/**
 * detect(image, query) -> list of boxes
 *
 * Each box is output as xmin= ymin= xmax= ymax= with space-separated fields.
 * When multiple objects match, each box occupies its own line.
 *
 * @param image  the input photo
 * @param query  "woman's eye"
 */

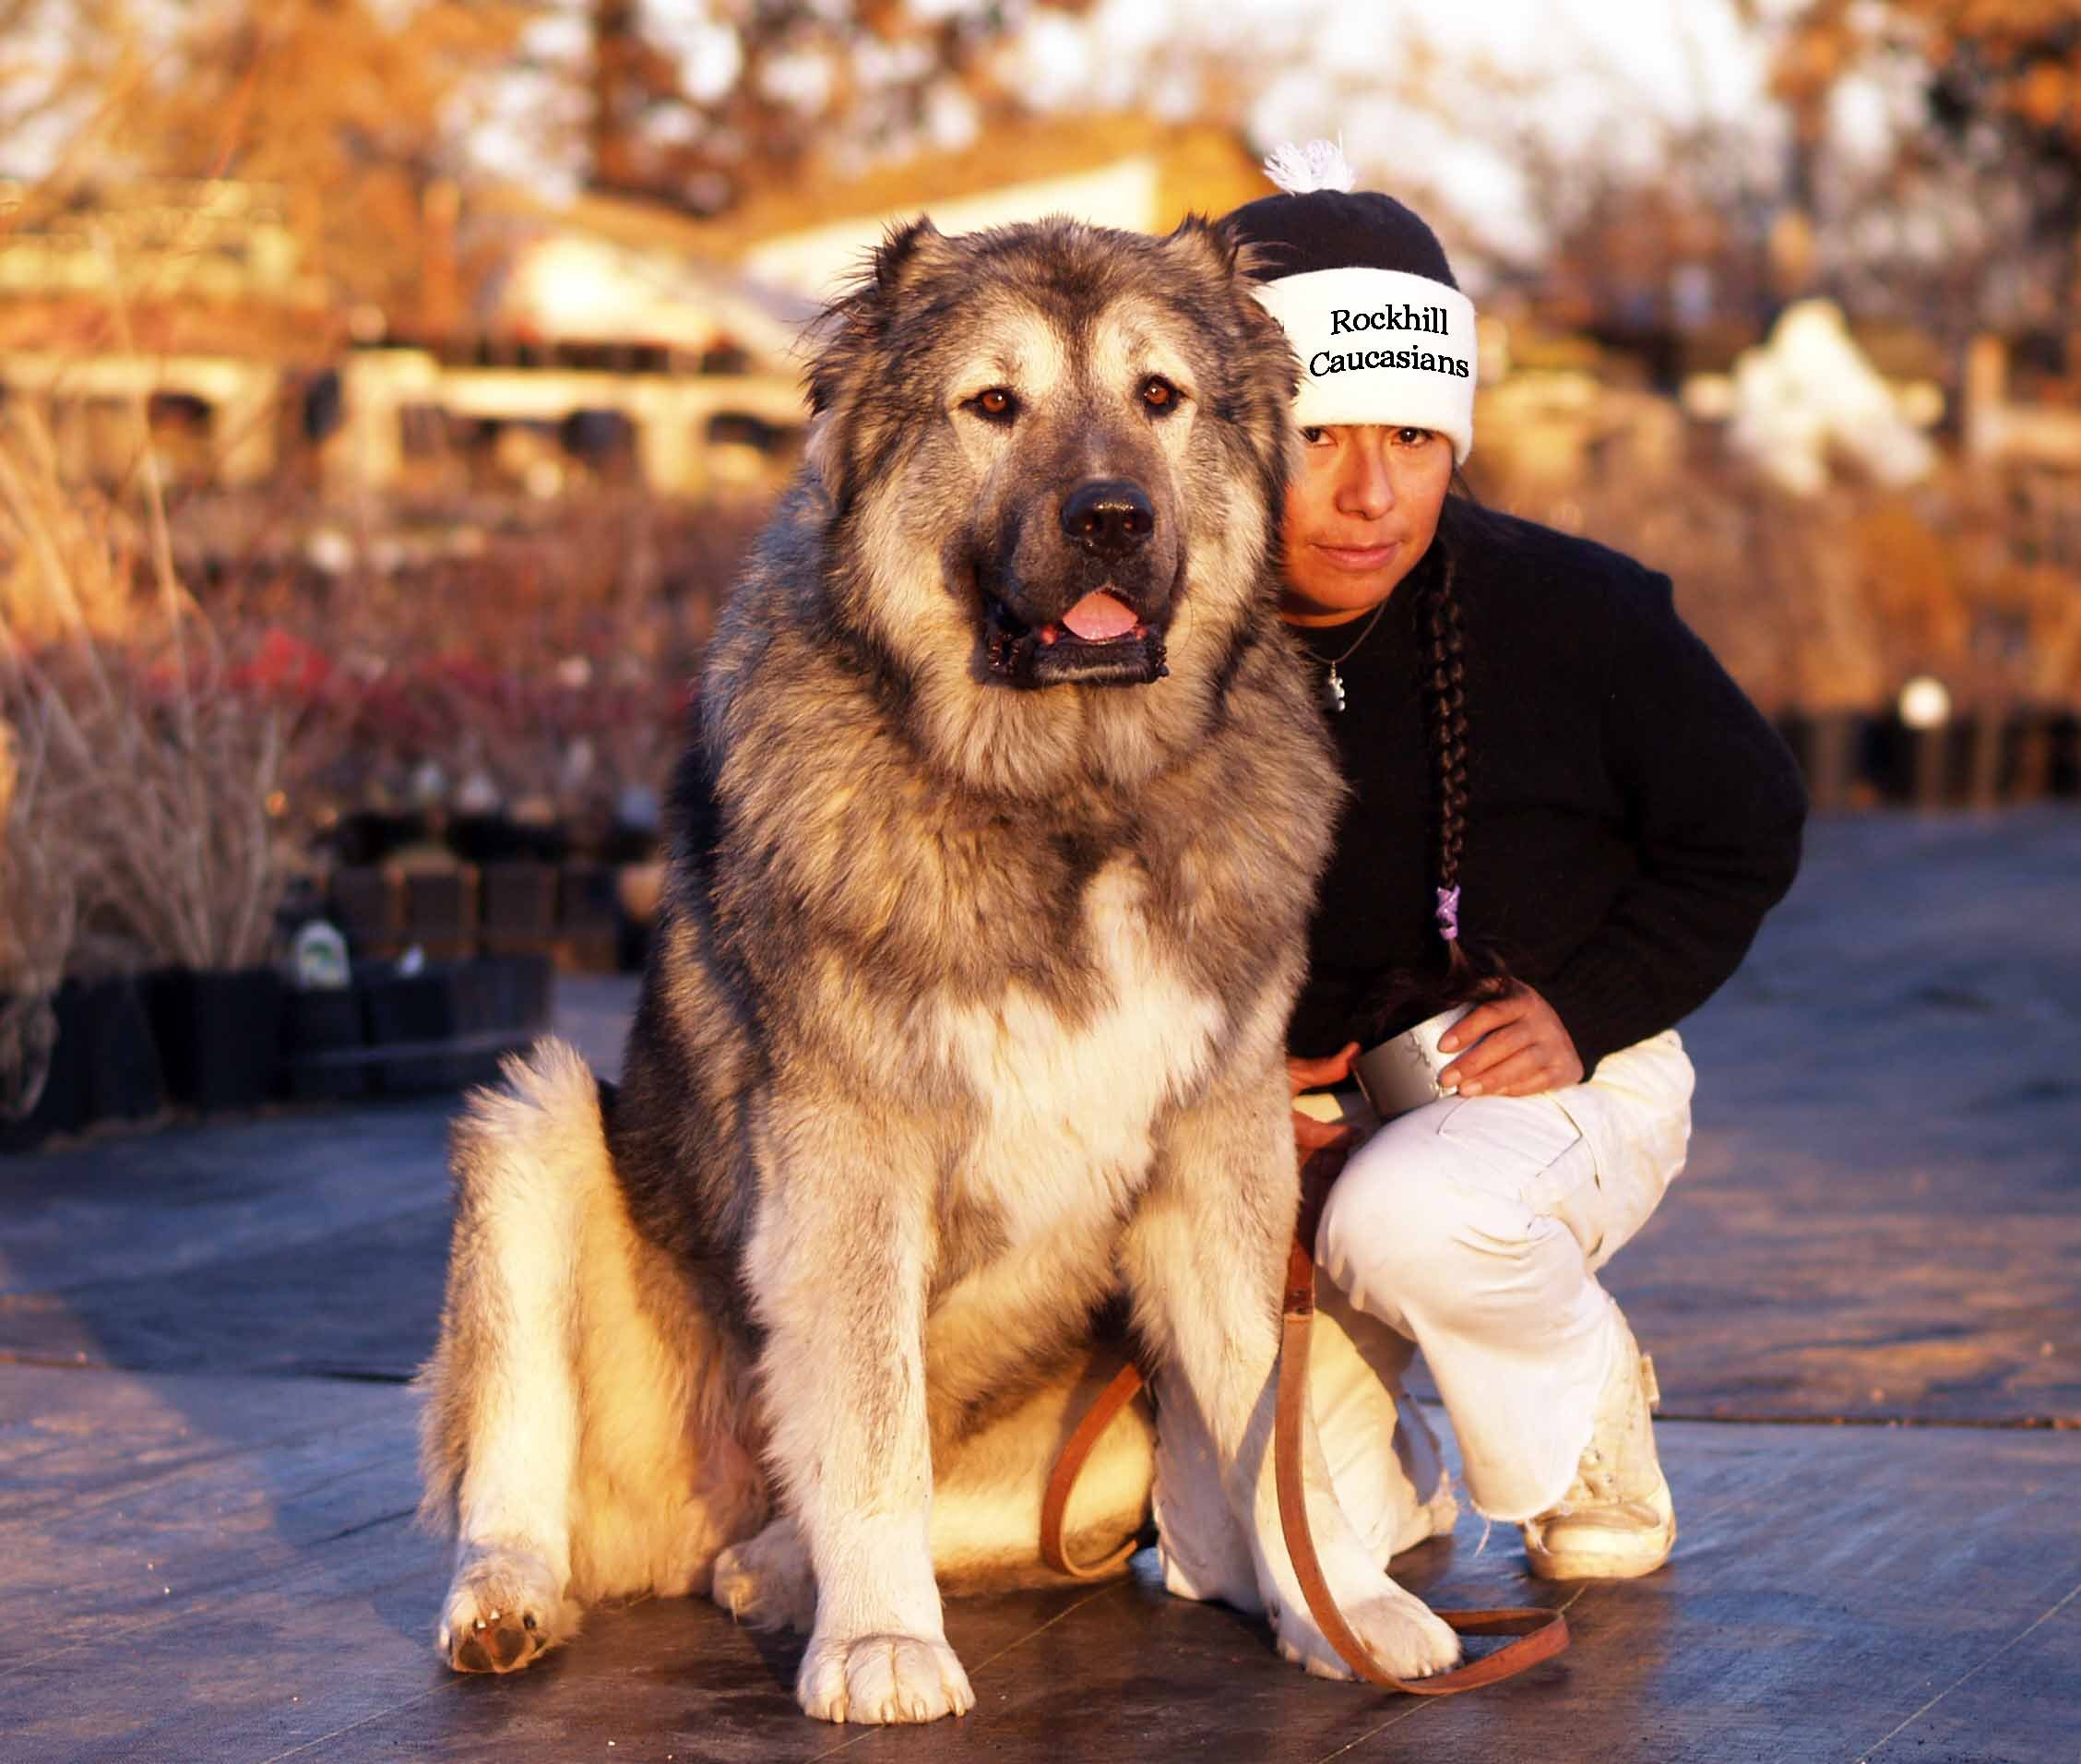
xmin=1299 ymin=425 xmax=1330 ymax=446
xmin=1397 ymin=426 xmax=1433 ymax=447
xmin=972 ymin=387 xmax=1017 ymax=422
xmin=1141 ymin=375 xmax=1182 ymax=413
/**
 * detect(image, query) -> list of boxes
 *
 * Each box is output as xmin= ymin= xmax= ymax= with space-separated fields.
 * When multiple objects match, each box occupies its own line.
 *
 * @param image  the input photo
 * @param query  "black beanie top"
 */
xmin=1224 ymin=188 xmax=1460 ymax=291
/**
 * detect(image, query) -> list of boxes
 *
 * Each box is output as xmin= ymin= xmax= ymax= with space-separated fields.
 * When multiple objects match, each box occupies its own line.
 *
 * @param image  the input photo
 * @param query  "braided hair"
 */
xmin=1357 ymin=486 xmax=1516 ymax=1041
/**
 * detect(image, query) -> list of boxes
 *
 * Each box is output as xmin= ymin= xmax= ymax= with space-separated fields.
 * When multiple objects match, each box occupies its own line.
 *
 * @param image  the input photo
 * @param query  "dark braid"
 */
xmin=1425 ymin=494 xmax=1515 ymax=1004
xmin=1353 ymin=491 xmax=1515 ymax=1043
xmin=1425 ymin=539 xmax=1469 ymax=941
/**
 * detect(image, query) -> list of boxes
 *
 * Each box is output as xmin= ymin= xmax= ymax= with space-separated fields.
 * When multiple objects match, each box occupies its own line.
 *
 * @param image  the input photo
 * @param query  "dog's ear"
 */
xmin=814 ymin=216 xmax=949 ymax=377
xmin=1161 ymin=214 xmax=1306 ymax=489
xmin=864 ymin=214 xmax=948 ymax=299
xmin=804 ymin=216 xmax=951 ymax=500
xmin=1162 ymin=211 xmax=1273 ymax=285
xmin=1165 ymin=214 xmax=1302 ymax=403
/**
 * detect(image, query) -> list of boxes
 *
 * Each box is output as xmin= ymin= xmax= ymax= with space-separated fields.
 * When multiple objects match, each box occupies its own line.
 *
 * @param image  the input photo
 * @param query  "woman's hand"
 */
xmin=1288 ymin=1042 xmax=1360 ymax=1153
xmin=1437 ymin=985 xmax=1584 ymax=1098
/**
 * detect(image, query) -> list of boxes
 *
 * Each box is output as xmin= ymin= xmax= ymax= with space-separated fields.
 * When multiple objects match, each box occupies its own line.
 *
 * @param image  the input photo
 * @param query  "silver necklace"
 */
xmin=1312 ymin=600 xmax=1388 ymax=713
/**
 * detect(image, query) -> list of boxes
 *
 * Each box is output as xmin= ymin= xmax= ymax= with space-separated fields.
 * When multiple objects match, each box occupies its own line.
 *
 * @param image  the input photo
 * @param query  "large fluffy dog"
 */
xmin=417 ymin=213 xmax=1462 ymax=1723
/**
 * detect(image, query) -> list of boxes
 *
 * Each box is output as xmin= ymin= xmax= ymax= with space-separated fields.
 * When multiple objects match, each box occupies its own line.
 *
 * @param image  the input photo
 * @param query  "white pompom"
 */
xmin=1260 ymin=136 xmax=1355 ymax=197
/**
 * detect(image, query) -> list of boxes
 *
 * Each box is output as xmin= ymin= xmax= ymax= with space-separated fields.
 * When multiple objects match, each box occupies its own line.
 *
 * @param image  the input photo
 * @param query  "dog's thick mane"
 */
xmin=679 ymin=483 xmax=1338 ymax=1033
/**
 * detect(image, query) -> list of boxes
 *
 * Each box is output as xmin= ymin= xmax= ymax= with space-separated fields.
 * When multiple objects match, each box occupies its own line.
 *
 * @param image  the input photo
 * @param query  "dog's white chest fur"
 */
xmin=933 ymin=859 xmax=1222 ymax=1244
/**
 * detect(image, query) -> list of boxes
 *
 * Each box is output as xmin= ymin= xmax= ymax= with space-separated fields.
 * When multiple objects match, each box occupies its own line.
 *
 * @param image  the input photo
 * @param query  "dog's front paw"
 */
xmin=437 ymin=1546 xmax=566 ymax=1674
xmin=797 ymin=1631 xmax=976 ymax=1723
xmin=1272 ymin=1579 xmax=1461 ymax=1683
xmin=713 ymin=1521 xmax=816 ymax=1633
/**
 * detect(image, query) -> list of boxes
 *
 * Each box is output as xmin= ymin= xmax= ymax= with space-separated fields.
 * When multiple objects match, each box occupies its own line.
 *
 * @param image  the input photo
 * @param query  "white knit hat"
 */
xmin=1227 ymin=138 xmax=1478 ymax=463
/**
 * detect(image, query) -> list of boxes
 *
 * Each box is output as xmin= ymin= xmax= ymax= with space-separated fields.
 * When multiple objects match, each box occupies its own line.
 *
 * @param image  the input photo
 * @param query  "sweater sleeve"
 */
xmin=1538 ymin=568 xmax=1808 ymax=1076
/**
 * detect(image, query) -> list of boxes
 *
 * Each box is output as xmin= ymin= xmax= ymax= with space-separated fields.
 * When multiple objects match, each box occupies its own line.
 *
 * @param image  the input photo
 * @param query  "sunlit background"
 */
xmin=3 ymin=0 xmax=2080 ymax=1128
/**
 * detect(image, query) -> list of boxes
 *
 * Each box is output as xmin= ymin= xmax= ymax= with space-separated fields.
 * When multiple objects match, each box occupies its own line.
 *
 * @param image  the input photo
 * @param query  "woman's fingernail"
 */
xmin=1439 ymin=1036 xmax=1457 ymax=1052
xmin=1461 ymin=1081 xmax=1484 ymax=1097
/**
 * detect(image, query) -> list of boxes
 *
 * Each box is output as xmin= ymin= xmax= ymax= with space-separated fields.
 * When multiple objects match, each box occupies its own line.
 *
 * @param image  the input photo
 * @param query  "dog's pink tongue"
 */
xmin=1061 ymin=590 xmax=1138 ymax=641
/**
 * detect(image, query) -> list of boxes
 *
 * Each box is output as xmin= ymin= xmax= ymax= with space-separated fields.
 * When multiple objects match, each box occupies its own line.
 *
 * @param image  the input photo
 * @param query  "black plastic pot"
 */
xmin=558 ymin=863 xmax=621 ymax=971
xmin=402 ymin=869 xmax=477 ymax=961
xmin=361 ymin=965 xmax=460 ymax=1046
xmin=80 ymin=975 xmax=164 ymax=1124
xmin=357 ymin=958 xmax=521 ymax=1096
xmin=600 ymin=824 xmax=660 ymax=866
xmin=148 ymin=967 xmax=285 ymax=1113
xmin=449 ymin=815 xmax=571 ymax=866
xmin=0 ymin=984 xmax=93 ymax=1151
xmin=329 ymin=866 xmax=405 ymax=960
xmin=330 ymin=809 xmax=431 ymax=867
xmin=281 ymin=986 xmax=368 ymax=1102
xmin=480 ymin=861 xmax=560 ymax=956
xmin=470 ymin=954 xmax=554 ymax=1037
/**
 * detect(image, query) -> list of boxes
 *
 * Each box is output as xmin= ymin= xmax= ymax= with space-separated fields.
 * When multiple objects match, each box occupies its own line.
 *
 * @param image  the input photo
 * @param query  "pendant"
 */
xmin=1320 ymin=663 xmax=1346 ymax=713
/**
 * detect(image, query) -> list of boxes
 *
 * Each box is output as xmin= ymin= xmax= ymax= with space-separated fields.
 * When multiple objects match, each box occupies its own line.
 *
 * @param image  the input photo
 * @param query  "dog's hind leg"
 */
xmin=417 ymin=1039 xmax=766 ymax=1675
xmin=417 ymin=1042 xmax=595 ymax=1672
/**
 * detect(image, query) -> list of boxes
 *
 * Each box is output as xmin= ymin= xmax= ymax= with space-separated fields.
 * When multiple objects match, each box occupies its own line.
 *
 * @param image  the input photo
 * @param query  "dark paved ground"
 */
xmin=4 ymin=808 xmax=2078 ymax=1761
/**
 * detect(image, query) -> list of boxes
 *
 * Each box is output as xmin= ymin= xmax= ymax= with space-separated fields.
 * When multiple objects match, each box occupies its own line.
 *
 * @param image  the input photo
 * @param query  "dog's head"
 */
xmin=799 ymin=214 xmax=1302 ymax=793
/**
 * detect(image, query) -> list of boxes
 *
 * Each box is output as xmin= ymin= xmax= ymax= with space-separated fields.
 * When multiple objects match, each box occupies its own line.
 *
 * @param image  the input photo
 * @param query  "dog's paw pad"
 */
xmin=797 ymin=1633 xmax=975 ymax=1724
xmin=437 ymin=1550 xmax=563 ymax=1675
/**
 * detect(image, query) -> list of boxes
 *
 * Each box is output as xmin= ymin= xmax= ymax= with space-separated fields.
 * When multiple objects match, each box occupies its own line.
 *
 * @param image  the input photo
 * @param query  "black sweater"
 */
xmin=1285 ymin=502 xmax=1808 ymax=1072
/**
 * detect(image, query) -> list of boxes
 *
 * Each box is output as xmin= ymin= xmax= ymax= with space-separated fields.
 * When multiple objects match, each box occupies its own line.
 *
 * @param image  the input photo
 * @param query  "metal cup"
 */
xmin=1352 ymin=1004 xmax=1474 ymax=1121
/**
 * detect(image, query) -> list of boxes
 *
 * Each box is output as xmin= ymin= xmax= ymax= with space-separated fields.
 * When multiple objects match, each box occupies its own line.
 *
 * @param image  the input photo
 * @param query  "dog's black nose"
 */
xmin=1060 ymin=480 xmax=1155 ymax=560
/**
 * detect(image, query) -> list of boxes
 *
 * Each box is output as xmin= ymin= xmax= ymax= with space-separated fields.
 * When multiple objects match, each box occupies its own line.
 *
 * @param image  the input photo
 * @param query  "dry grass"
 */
xmin=0 ymin=709 xmax=77 ymax=1119
xmin=0 ymin=397 xmax=299 ymax=982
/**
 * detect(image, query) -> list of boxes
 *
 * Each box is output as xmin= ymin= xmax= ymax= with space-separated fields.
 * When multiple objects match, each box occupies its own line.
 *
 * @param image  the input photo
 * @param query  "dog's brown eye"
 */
xmin=973 ymin=387 xmax=1017 ymax=421
xmin=1141 ymin=376 xmax=1180 ymax=412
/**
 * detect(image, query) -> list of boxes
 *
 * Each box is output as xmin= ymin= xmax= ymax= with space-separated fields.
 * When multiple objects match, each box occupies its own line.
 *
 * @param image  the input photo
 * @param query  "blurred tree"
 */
xmin=1777 ymin=0 xmax=2081 ymax=348
xmin=584 ymin=0 xmax=1030 ymax=211
xmin=12 ymin=1 xmax=544 ymax=329
xmin=0 ymin=1 xmax=147 ymax=213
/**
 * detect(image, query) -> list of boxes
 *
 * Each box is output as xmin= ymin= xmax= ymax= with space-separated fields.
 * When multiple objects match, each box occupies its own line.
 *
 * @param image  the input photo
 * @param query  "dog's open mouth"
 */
xmin=984 ymin=589 xmax=1169 ymax=687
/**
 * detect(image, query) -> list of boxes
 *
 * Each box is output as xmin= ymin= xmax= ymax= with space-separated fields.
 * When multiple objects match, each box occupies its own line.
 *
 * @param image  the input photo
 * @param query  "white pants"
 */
xmin=1152 ymin=1011 xmax=1695 ymax=1599
xmin=1314 ymin=1009 xmax=1696 ymax=1522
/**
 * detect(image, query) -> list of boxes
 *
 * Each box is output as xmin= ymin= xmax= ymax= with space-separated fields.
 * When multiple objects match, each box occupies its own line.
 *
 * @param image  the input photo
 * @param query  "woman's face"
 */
xmin=1278 ymin=424 xmax=1454 ymax=626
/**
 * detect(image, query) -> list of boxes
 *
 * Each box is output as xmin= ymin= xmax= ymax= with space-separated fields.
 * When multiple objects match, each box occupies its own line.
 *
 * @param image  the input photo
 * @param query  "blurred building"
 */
xmin=0 ymin=179 xmax=331 ymax=485
xmin=683 ymin=114 xmax=1266 ymax=302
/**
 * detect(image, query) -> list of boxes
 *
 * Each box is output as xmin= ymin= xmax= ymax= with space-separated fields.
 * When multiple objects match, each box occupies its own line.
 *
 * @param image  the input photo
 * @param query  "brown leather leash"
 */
xmin=1040 ymin=1146 xmax=1570 ymax=1694
xmin=1272 ymin=1231 xmax=1569 ymax=1693
xmin=1039 ymin=1355 xmax=1152 ymax=1579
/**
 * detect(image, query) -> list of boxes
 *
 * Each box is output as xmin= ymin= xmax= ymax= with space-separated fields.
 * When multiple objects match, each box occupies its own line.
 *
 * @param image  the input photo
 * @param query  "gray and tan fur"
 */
xmin=416 ymin=212 xmax=1463 ymax=1722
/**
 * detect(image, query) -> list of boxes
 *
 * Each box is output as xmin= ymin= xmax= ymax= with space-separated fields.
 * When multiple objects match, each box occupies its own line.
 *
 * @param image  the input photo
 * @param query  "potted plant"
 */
xmin=0 ymin=398 xmax=306 ymax=1115
xmin=0 ymin=713 xmax=95 ymax=1149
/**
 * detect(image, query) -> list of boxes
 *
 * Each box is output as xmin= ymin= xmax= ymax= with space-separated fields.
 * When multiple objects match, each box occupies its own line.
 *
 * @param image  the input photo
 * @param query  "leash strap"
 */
xmin=1039 ymin=1355 xmax=1150 ymax=1579
xmin=1274 ymin=1234 xmax=1570 ymax=1694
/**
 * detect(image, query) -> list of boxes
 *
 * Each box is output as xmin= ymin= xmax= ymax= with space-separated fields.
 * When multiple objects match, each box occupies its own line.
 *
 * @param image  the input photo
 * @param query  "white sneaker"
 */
xmin=1521 ymin=1301 xmax=1675 ymax=1580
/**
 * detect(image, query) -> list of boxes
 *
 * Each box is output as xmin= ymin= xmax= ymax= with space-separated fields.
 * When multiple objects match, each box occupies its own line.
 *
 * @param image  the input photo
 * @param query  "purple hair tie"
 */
xmin=1434 ymin=885 xmax=1461 ymax=945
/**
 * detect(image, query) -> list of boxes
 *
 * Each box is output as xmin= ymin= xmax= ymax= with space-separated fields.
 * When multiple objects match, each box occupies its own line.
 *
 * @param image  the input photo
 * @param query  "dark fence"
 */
xmin=1775 ymin=709 xmax=2080 ymax=811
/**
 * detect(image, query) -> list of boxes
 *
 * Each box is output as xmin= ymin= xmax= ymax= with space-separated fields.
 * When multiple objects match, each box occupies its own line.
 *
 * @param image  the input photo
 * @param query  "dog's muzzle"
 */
xmin=983 ymin=589 xmax=1169 ymax=687
xmin=982 ymin=480 xmax=1171 ymax=688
